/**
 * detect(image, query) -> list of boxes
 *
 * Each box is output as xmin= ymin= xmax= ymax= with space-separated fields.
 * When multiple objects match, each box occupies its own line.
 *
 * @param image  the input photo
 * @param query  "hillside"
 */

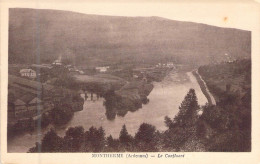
xmin=9 ymin=8 xmax=251 ymax=66
xmin=197 ymin=59 xmax=251 ymax=151
xmin=198 ymin=59 xmax=251 ymax=102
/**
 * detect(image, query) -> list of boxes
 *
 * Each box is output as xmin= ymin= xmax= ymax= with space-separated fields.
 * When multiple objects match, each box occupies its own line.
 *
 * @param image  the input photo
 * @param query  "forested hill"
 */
xmin=9 ymin=8 xmax=251 ymax=65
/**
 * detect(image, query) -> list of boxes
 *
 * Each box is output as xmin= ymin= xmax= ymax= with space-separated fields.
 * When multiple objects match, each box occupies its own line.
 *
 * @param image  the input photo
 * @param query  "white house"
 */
xmin=166 ymin=62 xmax=175 ymax=68
xmin=19 ymin=69 xmax=36 ymax=78
xmin=96 ymin=66 xmax=109 ymax=73
xmin=78 ymin=70 xmax=84 ymax=74
xmin=156 ymin=62 xmax=175 ymax=68
xmin=52 ymin=59 xmax=62 ymax=65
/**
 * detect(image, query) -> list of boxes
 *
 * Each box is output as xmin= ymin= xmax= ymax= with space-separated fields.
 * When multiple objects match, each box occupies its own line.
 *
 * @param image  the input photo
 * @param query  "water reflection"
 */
xmin=81 ymin=91 xmax=150 ymax=120
xmin=102 ymin=90 xmax=149 ymax=120
xmin=81 ymin=92 xmax=101 ymax=101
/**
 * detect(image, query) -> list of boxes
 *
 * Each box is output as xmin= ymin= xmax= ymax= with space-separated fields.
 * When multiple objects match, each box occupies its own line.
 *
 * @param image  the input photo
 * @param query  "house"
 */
xmin=68 ymin=67 xmax=78 ymax=73
xmin=96 ymin=66 xmax=109 ymax=73
xmin=133 ymin=74 xmax=139 ymax=79
xmin=166 ymin=62 xmax=175 ymax=68
xmin=65 ymin=65 xmax=72 ymax=68
xmin=68 ymin=66 xmax=84 ymax=75
xmin=26 ymin=96 xmax=43 ymax=112
xmin=19 ymin=94 xmax=43 ymax=118
xmin=156 ymin=62 xmax=175 ymax=68
xmin=52 ymin=59 xmax=62 ymax=65
xmin=78 ymin=70 xmax=84 ymax=74
xmin=13 ymin=99 xmax=27 ymax=116
xmin=8 ymin=92 xmax=43 ymax=119
xmin=8 ymin=92 xmax=53 ymax=119
xmin=19 ymin=69 xmax=36 ymax=78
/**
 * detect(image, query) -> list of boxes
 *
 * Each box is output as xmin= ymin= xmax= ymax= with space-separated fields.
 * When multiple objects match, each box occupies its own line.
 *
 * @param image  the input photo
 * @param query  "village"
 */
xmin=8 ymin=58 xmax=86 ymax=133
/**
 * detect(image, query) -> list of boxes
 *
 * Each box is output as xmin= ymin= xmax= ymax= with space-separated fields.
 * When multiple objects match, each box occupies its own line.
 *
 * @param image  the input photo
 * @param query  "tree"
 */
xmin=33 ymin=128 xmax=63 ymax=152
xmin=135 ymin=123 xmax=158 ymax=151
xmin=84 ymin=126 xmax=105 ymax=152
xmin=163 ymin=126 xmax=191 ymax=151
xmin=51 ymin=103 xmax=74 ymax=125
xmin=105 ymin=107 xmax=116 ymax=121
xmin=173 ymin=89 xmax=199 ymax=127
xmin=106 ymin=135 xmax=120 ymax=152
xmin=104 ymin=89 xmax=119 ymax=120
xmin=164 ymin=116 xmax=174 ymax=129
xmin=63 ymin=126 xmax=84 ymax=152
xmin=119 ymin=125 xmax=133 ymax=146
xmin=163 ymin=89 xmax=200 ymax=151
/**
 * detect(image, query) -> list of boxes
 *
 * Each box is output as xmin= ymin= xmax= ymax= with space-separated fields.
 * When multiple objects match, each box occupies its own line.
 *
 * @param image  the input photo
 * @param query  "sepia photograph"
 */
xmin=1 ymin=1 xmax=260 ymax=163
xmin=6 ymin=7 xmax=252 ymax=153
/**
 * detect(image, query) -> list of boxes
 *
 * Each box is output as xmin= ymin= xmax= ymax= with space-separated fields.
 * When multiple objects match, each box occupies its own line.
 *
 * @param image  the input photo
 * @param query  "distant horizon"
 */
xmin=10 ymin=7 xmax=251 ymax=32
xmin=4 ymin=0 xmax=257 ymax=32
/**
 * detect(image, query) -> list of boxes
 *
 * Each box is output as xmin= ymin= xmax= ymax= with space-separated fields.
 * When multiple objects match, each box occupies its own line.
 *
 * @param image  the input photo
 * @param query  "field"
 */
xmin=74 ymin=74 xmax=126 ymax=84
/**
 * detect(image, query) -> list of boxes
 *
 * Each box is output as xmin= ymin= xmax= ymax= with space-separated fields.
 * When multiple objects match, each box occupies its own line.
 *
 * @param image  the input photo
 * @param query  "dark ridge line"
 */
xmin=9 ymin=8 xmax=251 ymax=32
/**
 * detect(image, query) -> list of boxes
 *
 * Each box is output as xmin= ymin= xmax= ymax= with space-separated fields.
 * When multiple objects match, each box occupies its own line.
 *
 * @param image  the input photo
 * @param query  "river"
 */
xmin=8 ymin=71 xmax=207 ymax=152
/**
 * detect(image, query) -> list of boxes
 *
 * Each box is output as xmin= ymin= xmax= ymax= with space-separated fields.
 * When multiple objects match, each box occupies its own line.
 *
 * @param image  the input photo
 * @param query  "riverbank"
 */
xmin=192 ymin=70 xmax=216 ymax=105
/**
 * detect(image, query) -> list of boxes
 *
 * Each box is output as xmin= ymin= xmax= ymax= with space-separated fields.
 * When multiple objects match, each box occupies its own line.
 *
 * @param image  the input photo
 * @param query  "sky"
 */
xmin=1 ymin=0 xmax=259 ymax=31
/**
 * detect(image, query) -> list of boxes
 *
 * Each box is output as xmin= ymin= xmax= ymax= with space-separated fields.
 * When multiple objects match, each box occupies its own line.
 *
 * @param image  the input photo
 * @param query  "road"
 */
xmin=194 ymin=70 xmax=216 ymax=105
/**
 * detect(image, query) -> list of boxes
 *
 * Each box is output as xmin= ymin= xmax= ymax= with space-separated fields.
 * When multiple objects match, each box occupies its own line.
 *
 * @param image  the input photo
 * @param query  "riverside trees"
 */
xmin=163 ymin=88 xmax=201 ymax=151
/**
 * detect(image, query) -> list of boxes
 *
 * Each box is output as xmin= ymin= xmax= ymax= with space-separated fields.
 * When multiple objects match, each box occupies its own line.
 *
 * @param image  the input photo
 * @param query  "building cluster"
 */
xmin=19 ymin=56 xmax=113 ymax=80
xmin=8 ymin=75 xmax=54 ymax=121
xmin=95 ymin=66 xmax=110 ymax=73
xmin=19 ymin=58 xmax=86 ymax=79
xmin=8 ymin=75 xmax=81 ymax=124
xmin=52 ymin=59 xmax=62 ymax=66
xmin=66 ymin=65 xmax=84 ymax=74
xmin=19 ymin=69 xmax=37 ymax=78
xmin=19 ymin=64 xmax=53 ymax=79
xmin=156 ymin=62 xmax=175 ymax=68
xmin=224 ymin=53 xmax=236 ymax=63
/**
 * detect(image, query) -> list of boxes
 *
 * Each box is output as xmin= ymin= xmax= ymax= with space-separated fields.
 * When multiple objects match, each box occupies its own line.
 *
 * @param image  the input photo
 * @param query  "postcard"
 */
xmin=1 ymin=0 xmax=260 ymax=163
